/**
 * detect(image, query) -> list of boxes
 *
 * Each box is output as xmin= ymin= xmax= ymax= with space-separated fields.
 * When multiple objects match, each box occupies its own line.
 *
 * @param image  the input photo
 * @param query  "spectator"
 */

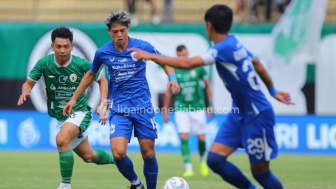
xmin=162 ymin=0 xmax=174 ymax=22
xmin=126 ymin=0 xmax=161 ymax=26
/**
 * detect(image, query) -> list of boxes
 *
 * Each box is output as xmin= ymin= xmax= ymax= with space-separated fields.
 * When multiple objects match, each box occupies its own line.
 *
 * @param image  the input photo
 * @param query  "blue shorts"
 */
xmin=214 ymin=109 xmax=278 ymax=164
xmin=109 ymin=107 xmax=158 ymax=140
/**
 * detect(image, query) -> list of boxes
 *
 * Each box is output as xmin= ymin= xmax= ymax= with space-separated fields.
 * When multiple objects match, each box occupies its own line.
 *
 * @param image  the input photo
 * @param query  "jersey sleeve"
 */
xmin=199 ymin=67 xmax=209 ymax=80
xmin=28 ymin=59 xmax=44 ymax=82
xmin=91 ymin=50 xmax=104 ymax=74
xmin=81 ymin=59 xmax=101 ymax=81
xmin=245 ymin=48 xmax=254 ymax=59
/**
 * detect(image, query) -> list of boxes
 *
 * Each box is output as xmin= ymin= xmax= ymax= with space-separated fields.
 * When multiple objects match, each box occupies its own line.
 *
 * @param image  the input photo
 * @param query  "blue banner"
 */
xmin=0 ymin=111 xmax=335 ymax=154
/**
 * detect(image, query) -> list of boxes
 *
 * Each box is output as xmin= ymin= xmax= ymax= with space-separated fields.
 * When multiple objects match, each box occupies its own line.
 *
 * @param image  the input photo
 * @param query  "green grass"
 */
xmin=0 ymin=151 xmax=335 ymax=188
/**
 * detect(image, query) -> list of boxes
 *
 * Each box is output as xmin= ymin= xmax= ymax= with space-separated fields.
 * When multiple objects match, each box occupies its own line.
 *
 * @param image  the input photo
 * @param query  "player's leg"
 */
xmin=73 ymin=138 xmax=114 ymax=165
xmin=191 ymin=111 xmax=208 ymax=177
xmin=56 ymin=122 xmax=79 ymax=188
xmin=175 ymin=111 xmax=193 ymax=177
xmin=133 ymin=107 xmax=158 ymax=189
xmin=243 ymin=110 xmax=283 ymax=189
xmin=110 ymin=114 xmax=141 ymax=188
xmin=206 ymin=117 xmax=258 ymax=189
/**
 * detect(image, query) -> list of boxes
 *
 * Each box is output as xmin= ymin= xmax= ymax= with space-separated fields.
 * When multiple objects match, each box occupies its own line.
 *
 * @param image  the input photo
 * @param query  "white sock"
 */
xmin=185 ymin=163 xmax=193 ymax=171
xmin=131 ymin=178 xmax=140 ymax=185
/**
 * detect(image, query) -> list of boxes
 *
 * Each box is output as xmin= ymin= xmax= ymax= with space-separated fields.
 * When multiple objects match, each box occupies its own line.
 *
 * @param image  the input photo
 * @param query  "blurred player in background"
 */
xmin=17 ymin=27 xmax=115 ymax=189
xmin=63 ymin=10 xmax=179 ymax=189
xmin=129 ymin=4 xmax=295 ymax=189
xmin=162 ymin=44 xmax=213 ymax=177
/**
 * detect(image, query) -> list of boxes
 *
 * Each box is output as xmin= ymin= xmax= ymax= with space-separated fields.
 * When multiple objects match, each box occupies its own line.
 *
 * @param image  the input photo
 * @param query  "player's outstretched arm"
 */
xmin=17 ymin=79 xmax=36 ymax=106
xmin=63 ymin=70 xmax=96 ymax=116
xmin=163 ymin=89 xmax=172 ymax=123
xmin=96 ymin=75 xmax=108 ymax=125
xmin=252 ymin=57 xmax=295 ymax=105
xmin=204 ymin=78 xmax=214 ymax=118
xmin=128 ymin=48 xmax=205 ymax=69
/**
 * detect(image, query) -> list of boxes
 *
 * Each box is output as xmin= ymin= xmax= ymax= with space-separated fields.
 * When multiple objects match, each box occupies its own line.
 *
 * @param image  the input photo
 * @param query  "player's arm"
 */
xmin=17 ymin=79 xmax=36 ymax=105
xmin=252 ymin=57 xmax=294 ymax=105
xmin=129 ymin=48 xmax=205 ymax=69
xmin=95 ymin=74 xmax=109 ymax=125
xmin=63 ymin=70 xmax=96 ymax=116
xmin=163 ymin=88 xmax=172 ymax=123
xmin=161 ymin=64 xmax=180 ymax=94
xmin=203 ymin=78 xmax=214 ymax=117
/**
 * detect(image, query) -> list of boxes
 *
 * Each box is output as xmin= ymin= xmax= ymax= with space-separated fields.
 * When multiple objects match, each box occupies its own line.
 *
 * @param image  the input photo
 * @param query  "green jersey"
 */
xmin=174 ymin=67 xmax=208 ymax=111
xmin=28 ymin=54 xmax=100 ymax=121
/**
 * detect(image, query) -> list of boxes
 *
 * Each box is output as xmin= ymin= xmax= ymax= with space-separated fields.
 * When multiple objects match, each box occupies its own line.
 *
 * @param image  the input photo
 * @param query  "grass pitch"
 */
xmin=0 ymin=151 xmax=335 ymax=188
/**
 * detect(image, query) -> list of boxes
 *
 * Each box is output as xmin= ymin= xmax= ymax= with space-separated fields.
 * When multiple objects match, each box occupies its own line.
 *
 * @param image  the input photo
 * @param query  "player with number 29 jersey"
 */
xmin=205 ymin=35 xmax=272 ymax=123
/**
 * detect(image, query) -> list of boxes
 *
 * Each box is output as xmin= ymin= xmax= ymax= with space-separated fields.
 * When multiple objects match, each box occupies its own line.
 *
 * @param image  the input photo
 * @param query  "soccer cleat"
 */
xmin=129 ymin=180 xmax=145 ymax=189
xmin=199 ymin=161 xmax=209 ymax=177
xmin=57 ymin=183 xmax=71 ymax=189
xmin=182 ymin=170 xmax=194 ymax=177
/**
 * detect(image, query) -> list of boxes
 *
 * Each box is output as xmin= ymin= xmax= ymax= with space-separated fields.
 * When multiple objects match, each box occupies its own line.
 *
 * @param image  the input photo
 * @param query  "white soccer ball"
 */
xmin=163 ymin=177 xmax=189 ymax=189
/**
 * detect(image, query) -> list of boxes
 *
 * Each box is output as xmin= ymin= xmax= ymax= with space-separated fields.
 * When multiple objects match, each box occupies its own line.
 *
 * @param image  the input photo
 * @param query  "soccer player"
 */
xmin=162 ymin=45 xmax=213 ymax=177
xmin=17 ymin=27 xmax=115 ymax=189
xmin=63 ymin=10 xmax=180 ymax=189
xmin=129 ymin=4 xmax=295 ymax=189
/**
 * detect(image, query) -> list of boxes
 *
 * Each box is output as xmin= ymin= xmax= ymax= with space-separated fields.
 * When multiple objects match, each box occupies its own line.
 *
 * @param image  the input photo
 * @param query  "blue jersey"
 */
xmin=91 ymin=37 xmax=161 ymax=113
xmin=208 ymin=35 xmax=272 ymax=122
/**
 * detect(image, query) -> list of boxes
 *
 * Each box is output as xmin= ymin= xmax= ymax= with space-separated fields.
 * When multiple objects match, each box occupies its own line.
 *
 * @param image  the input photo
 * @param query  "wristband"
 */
xmin=268 ymin=86 xmax=278 ymax=96
xmin=169 ymin=75 xmax=177 ymax=82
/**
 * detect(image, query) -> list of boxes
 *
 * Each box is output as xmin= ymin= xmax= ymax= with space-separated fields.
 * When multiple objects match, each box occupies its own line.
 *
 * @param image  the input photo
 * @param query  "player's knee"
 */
xmin=207 ymin=151 xmax=227 ymax=171
xmin=141 ymin=149 xmax=155 ymax=159
xmin=112 ymin=150 xmax=126 ymax=160
xmin=55 ymin=135 xmax=69 ymax=148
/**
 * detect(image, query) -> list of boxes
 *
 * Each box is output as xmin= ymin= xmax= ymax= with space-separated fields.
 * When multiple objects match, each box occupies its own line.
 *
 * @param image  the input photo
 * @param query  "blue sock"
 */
xmin=115 ymin=155 xmax=138 ymax=183
xmin=253 ymin=170 xmax=283 ymax=189
xmin=143 ymin=155 xmax=158 ymax=189
xmin=207 ymin=151 xmax=252 ymax=188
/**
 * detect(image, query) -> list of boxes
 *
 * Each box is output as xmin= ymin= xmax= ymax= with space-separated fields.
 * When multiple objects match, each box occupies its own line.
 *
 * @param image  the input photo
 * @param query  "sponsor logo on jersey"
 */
xmin=109 ymin=56 xmax=115 ymax=62
xmin=59 ymin=75 xmax=68 ymax=84
xmin=69 ymin=73 xmax=77 ymax=82
xmin=118 ymin=58 xmax=128 ymax=63
xmin=50 ymin=84 xmax=56 ymax=90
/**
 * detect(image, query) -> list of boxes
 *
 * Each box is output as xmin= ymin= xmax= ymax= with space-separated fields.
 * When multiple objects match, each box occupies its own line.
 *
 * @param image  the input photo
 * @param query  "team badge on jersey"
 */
xmin=190 ymin=70 xmax=196 ymax=78
xmin=110 ymin=123 xmax=116 ymax=134
xmin=130 ymin=52 xmax=138 ymax=61
xmin=69 ymin=73 xmax=77 ymax=82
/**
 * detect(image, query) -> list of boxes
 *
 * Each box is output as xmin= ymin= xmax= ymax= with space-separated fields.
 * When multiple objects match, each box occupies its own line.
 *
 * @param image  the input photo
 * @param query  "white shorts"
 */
xmin=175 ymin=111 xmax=207 ymax=135
xmin=58 ymin=111 xmax=91 ymax=149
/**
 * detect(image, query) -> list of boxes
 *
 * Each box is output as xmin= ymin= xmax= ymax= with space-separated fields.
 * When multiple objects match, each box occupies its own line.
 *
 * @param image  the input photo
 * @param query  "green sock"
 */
xmin=94 ymin=148 xmax=115 ymax=165
xmin=181 ymin=138 xmax=191 ymax=164
xmin=59 ymin=149 xmax=74 ymax=184
xmin=198 ymin=139 xmax=206 ymax=160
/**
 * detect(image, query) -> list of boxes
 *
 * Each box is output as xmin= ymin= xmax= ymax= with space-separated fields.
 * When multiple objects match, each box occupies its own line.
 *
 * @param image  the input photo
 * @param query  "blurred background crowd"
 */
xmin=0 ymin=0 xmax=335 ymax=24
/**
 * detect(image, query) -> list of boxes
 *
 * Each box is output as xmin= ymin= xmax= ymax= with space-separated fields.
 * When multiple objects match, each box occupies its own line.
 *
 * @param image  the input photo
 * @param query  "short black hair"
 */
xmin=176 ymin=44 xmax=186 ymax=52
xmin=51 ymin=27 xmax=73 ymax=43
xmin=204 ymin=4 xmax=233 ymax=34
xmin=105 ymin=10 xmax=131 ymax=30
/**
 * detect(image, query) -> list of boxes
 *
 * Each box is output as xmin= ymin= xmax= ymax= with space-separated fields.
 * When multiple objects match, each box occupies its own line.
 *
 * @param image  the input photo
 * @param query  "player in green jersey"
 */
xmin=17 ymin=27 xmax=114 ymax=189
xmin=162 ymin=45 xmax=214 ymax=177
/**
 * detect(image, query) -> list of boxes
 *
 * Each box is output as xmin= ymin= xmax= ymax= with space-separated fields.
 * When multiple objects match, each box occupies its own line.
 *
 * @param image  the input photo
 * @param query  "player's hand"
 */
xmin=274 ymin=91 xmax=295 ymax=105
xmin=63 ymin=99 xmax=76 ymax=116
xmin=96 ymin=101 xmax=108 ymax=125
xmin=167 ymin=80 xmax=180 ymax=94
xmin=17 ymin=92 xmax=31 ymax=106
xmin=127 ymin=48 xmax=151 ymax=60
xmin=206 ymin=106 xmax=214 ymax=118
xmin=163 ymin=112 xmax=169 ymax=123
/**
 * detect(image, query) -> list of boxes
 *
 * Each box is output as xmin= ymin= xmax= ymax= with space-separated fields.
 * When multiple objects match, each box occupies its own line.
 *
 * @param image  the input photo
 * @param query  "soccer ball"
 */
xmin=163 ymin=177 xmax=189 ymax=189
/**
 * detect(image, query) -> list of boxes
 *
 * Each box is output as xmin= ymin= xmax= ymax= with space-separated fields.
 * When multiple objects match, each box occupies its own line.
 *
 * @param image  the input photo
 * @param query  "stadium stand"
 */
xmin=0 ymin=0 xmax=335 ymax=23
